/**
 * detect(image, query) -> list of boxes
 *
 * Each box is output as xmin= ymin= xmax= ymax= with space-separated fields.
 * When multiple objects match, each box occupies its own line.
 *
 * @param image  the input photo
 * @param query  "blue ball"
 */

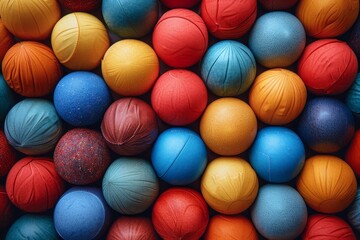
xmin=251 ymin=184 xmax=307 ymax=240
xmin=4 ymin=99 xmax=62 ymax=155
xmin=54 ymin=187 xmax=110 ymax=240
xmin=248 ymin=11 xmax=306 ymax=68
xmin=6 ymin=214 xmax=59 ymax=240
xmin=348 ymin=188 xmax=360 ymax=232
xmin=0 ymin=74 xmax=16 ymax=122
xmin=151 ymin=127 xmax=207 ymax=185
xmin=297 ymin=97 xmax=355 ymax=153
xmin=102 ymin=0 xmax=159 ymax=38
xmin=346 ymin=73 xmax=360 ymax=116
xmin=250 ymin=126 xmax=305 ymax=183
xmin=201 ymin=40 xmax=256 ymax=96
xmin=53 ymin=71 xmax=111 ymax=127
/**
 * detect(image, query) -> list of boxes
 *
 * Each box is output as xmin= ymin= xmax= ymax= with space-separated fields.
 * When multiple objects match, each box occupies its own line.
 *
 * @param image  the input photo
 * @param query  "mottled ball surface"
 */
xmin=0 ymin=74 xmax=16 ymax=123
xmin=0 ymin=130 xmax=16 ymax=177
xmin=59 ymin=0 xmax=101 ymax=12
xmin=106 ymin=217 xmax=157 ymax=240
xmin=346 ymin=130 xmax=360 ymax=177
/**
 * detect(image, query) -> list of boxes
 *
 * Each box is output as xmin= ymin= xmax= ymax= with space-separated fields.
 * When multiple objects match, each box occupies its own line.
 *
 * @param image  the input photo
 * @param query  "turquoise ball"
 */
xmin=0 ymin=74 xmax=16 ymax=122
xmin=346 ymin=73 xmax=360 ymax=116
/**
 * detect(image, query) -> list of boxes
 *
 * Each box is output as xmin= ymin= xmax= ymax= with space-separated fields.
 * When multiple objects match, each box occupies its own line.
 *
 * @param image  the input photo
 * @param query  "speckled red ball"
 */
xmin=59 ymin=0 xmax=101 ymax=12
xmin=0 ymin=130 xmax=16 ymax=177
xmin=54 ymin=128 xmax=111 ymax=185
xmin=0 ymin=185 xmax=14 ymax=229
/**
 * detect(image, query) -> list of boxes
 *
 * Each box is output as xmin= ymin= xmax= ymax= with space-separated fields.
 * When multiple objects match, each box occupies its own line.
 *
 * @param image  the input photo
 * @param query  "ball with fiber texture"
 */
xmin=346 ymin=73 xmax=360 ymax=116
xmin=152 ymin=8 xmax=208 ymax=68
xmin=6 ymin=157 xmax=65 ymax=213
xmin=296 ymin=155 xmax=357 ymax=213
xmin=201 ymin=157 xmax=258 ymax=215
xmin=201 ymin=40 xmax=256 ymax=96
xmin=2 ymin=41 xmax=62 ymax=97
xmin=102 ymin=0 xmax=158 ymax=38
xmin=200 ymin=0 xmax=257 ymax=39
xmin=298 ymin=39 xmax=358 ymax=95
xmin=107 ymin=217 xmax=157 ymax=240
xmin=151 ymin=69 xmax=208 ymax=126
xmin=51 ymin=12 xmax=110 ymax=70
xmin=152 ymin=187 xmax=209 ymax=240
xmin=101 ymin=98 xmax=158 ymax=156
xmin=102 ymin=158 xmax=159 ymax=215
xmin=259 ymin=0 xmax=298 ymax=10
xmin=302 ymin=214 xmax=356 ymax=240
xmin=0 ymin=185 xmax=14 ymax=230
xmin=54 ymin=128 xmax=111 ymax=185
xmin=60 ymin=0 xmax=101 ymax=12
xmin=4 ymin=99 xmax=63 ymax=155
xmin=296 ymin=0 xmax=359 ymax=38
xmin=297 ymin=97 xmax=355 ymax=153
xmin=161 ymin=0 xmax=200 ymax=8
xmin=0 ymin=0 xmax=61 ymax=40
xmin=151 ymin=127 xmax=207 ymax=185
xmin=248 ymin=11 xmax=306 ymax=68
xmin=5 ymin=214 xmax=59 ymax=240
xmin=53 ymin=71 xmax=111 ymax=127
xmin=54 ymin=187 xmax=110 ymax=240
xmin=0 ymin=130 xmax=16 ymax=177
xmin=204 ymin=215 xmax=258 ymax=240
xmin=251 ymin=184 xmax=307 ymax=240
xmin=0 ymin=19 xmax=14 ymax=62
xmin=0 ymin=74 xmax=16 ymax=123
xmin=249 ymin=68 xmax=307 ymax=125
xmin=348 ymin=188 xmax=360 ymax=232
xmin=346 ymin=130 xmax=360 ymax=177
xmin=102 ymin=39 xmax=159 ymax=96
xmin=200 ymin=97 xmax=257 ymax=156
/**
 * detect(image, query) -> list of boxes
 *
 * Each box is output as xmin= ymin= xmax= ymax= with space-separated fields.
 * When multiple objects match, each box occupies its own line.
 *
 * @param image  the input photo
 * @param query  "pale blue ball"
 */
xmin=346 ymin=73 xmax=360 ymax=116
xmin=248 ymin=11 xmax=306 ymax=68
xmin=0 ymin=74 xmax=16 ymax=122
xmin=348 ymin=188 xmax=360 ymax=232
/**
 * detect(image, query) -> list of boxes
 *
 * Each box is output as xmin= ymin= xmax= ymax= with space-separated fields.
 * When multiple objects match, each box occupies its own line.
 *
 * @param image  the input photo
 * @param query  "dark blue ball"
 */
xmin=346 ymin=73 xmax=360 ymax=116
xmin=53 ymin=71 xmax=111 ymax=127
xmin=297 ymin=97 xmax=355 ymax=153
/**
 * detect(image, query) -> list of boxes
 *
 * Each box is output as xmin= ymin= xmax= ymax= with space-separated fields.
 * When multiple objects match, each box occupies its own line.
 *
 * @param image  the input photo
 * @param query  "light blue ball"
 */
xmin=54 ymin=187 xmax=111 ymax=240
xmin=53 ymin=71 xmax=111 ymax=127
xmin=102 ymin=0 xmax=159 ymax=38
xmin=4 ymin=99 xmax=62 ymax=155
xmin=251 ymin=184 xmax=308 ymax=240
xmin=6 ymin=214 xmax=59 ymax=240
xmin=348 ymin=188 xmax=360 ymax=232
xmin=248 ymin=11 xmax=306 ymax=68
xmin=0 ymin=74 xmax=16 ymax=122
xmin=249 ymin=127 xmax=305 ymax=183
xmin=102 ymin=157 xmax=159 ymax=215
xmin=201 ymin=40 xmax=256 ymax=96
xmin=151 ymin=127 xmax=207 ymax=185
xmin=346 ymin=73 xmax=360 ymax=116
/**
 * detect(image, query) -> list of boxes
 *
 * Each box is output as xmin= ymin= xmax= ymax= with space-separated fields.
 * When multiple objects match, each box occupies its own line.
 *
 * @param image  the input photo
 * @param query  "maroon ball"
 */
xmin=0 ymin=185 xmax=14 ymax=229
xmin=0 ymin=129 xmax=16 ymax=177
xmin=106 ymin=217 xmax=157 ymax=240
xmin=59 ymin=0 xmax=101 ymax=12
xmin=54 ymin=128 xmax=111 ymax=185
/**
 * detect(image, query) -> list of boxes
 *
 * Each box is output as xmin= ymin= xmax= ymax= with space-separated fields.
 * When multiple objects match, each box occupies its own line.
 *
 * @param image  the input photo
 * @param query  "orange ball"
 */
xmin=249 ymin=68 xmax=307 ymax=125
xmin=296 ymin=0 xmax=359 ymax=38
xmin=297 ymin=155 xmax=357 ymax=213
xmin=2 ymin=41 xmax=62 ymax=97
xmin=0 ymin=19 xmax=14 ymax=62
xmin=200 ymin=98 xmax=257 ymax=155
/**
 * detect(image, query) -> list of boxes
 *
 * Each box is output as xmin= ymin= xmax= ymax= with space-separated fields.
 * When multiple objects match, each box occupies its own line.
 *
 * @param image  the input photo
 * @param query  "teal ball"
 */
xmin=0 ymin=74 xmax=16 ymax=122
xmin=346 ymin=73 xmax=360 ymax=116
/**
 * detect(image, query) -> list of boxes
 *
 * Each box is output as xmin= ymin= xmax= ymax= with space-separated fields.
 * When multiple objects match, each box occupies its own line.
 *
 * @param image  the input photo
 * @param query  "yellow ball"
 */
xmin=201 ymin=157 xmax=259 ymax=214
xmin=51 ymin=12 xmax=110 ymax=70
xmin=102 ymin=39 xmax=159 ymax=96
xmin=200 ymin=97 xmax=257 ymax=155
xmin=0 ymin=0 xmax=61 ymax=40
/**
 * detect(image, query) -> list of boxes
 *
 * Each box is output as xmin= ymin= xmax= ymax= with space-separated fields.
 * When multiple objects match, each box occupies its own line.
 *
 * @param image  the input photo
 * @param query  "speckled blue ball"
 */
xmin=248 ymin=11 xmax=306 ymax=68
xmin=151 ymin=127 xmax=207 ymax=185
xmin=201 ymin=40 xmax=256 ymax=96
xmin=54 ymin=187 xmax=110 ymax=240
xmin=102 ymin=0 xmax=159 ymax=38
xmin=251 ymin=184 xmax=307 ymax=240
xmin=250 ymin=127 xmax=305 ymax=183
xmin=5 ymin=214 xmax=59 ymax=240
xmin=53 ymin=71 xmax=111 ymax=127
xmin=346 ymin=73 xmax=360 ymax=116
xmin=348 ymin=188 xmax=360 ymax=232
xmin=0 ymin=74 xmax=16 ymax=122
xmin=297 ymin=97 xmax=355 ymax=153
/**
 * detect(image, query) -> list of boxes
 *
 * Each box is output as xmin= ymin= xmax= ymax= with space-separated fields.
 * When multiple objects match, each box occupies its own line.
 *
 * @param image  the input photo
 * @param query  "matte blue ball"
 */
xmin=102 ymin=0 xmax=159 ymax=38
xmin=5 ymin=214 xmax=59 ymax=240
xmin=151 ymin=127 xmax=207 ymax=185
xmin=251 ymin=184 xmax=307 ymax=240
xmin=297 ymin=97 xmax=355 ymax=153
xmin=248 ymin=11 xmax=306 ymax=68
xmin=102 ymin=157 xmax=159 ymax=215
xmin=250 ymin=127 xmax=305 ymax=183
xmin=348 ymin=188 xmax=360 ymax=232
xmin=0 ymin=74 xmax=16 ymax=122
xmin=54 ymin=187 xmax=110 ymax=240
xmin=201 ymin=40 xmax=256 ymax=96
xmin=53 ymin=71 xmax=111 ymax=127
xmin=346 ymin=73 xmax=360 ymax=116
xmin=4 ymin=99 xmax=62 ymax=155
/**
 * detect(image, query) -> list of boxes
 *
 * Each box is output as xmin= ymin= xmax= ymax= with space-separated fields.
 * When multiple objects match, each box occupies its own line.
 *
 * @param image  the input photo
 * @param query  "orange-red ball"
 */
xmin=346 ymin=130 xmax=360 ymax=177
xmin=0 ymin=19 xmax=14 ymax=62
xmin=0 ymin=130 xmax=16 ymax=178
xmin=106 ymin=217 xmax=157 ymax=240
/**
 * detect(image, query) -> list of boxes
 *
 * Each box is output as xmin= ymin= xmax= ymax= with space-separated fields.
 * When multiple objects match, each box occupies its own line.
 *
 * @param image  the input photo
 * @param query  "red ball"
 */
xmin=151 ymin=69 xmax=208 ymax=126
xmin=6 ymin=157 xmax=65 ymax=212
xmin=302 ymin=214 xmax=356 ymax=239
xmin=106 ymin=217 xmax=157 ymax=240
xmin=152 ymin=187 xmax=209 ymax=239
xmin=160 ymin=0 xmax=200 ymax=8
xmin=298 ymin=39 xmax=358 ymax=95
xmin=59 ymin=0 xmax=101 ymax=12
xmin=346 ymin=130 xmax=360 ymax=177
xmin=54 ymin=128 xmax=111 ymax=185
xmin=152 ymin=9 xmax=208 ymax=68
xmin=0 ymin=185 xmax=14 ymax=229
xmin=0 ymin=129 xmax=16 ymax=177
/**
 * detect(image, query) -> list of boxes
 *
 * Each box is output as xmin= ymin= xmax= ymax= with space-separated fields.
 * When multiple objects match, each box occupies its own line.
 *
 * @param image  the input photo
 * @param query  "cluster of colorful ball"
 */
xmin=1 ymin=0 xmax=360 ymax=239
